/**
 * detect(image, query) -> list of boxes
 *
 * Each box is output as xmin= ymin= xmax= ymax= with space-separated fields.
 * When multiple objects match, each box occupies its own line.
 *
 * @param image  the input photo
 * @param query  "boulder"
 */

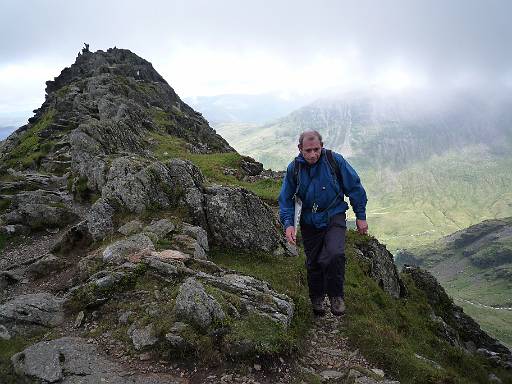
xmin=174 ymin=277 xmax=225 ymax=331
xmin=172 ymin=234 xmax=207 ymax=259
xmin=204 ymin=186 xmax=289 ymax=255
xmin=1 ymin=190 xmax=77 ymax=229
xmin=165 ymin=322 xmax=194 ymax=350
xmin=165 ymin=159 xmax=207 ymax=227
xmin=0 ymin=324 xmax=11 ymax=340
xmin=86 ymin=197 xmax=116 ymax=241
xmin=201 ymin=273 xmax=294 ymax=327
xmin=118 ymin=219 xmax=144 ymax=235
xmin=64 ymin=271 xmax=128 ymax=310
xmin=182 ymin=223 xmax=209 ymax=251
xmin=353 ymin=238 xmax=406 ymax=299
xmin=102 ymin=233 xmax=155 ymax=264
xmin=0 ymin=293 xmax=64 ymax=328
xmin=0 ymin=271 xmax=21 ymax=289
xmin=240 ymin=157 xmax=263 ymax=176
xmin=26 ymin=255 xmax=66 ymax=277
xmin=51 ymin=220 xmax=92 ymax=254
xmin=143 ymin=218 xmax=175 ymax=239
xmin=101 ymin=157 xmax=175 ymax=214
xmin=11 ymin=336 xmax=175 ymax=383
xmin=128 ymin=323 xmax=158 ymax=350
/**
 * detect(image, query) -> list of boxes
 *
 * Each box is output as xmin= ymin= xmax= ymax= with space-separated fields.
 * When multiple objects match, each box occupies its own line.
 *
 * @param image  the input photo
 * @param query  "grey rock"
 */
xmin=204 ymin=185 xmax=289 ymax=255
xmin=118 ymin=219 xmax=143 ymax=235
xmin=102 ymin=233 xmax=155 ymax=264
xmin=2 ymin=190 xmax=77 ymax=229
xmin=11 ymin=336 xmax=175 ymax=383
xmin=174 ymin=277 xmax=225 ymax=331
xmin=0 ymin=293 xmax=64 ymax=327
xmin=201 ymin=272 xmax=294 ymax=327
xmin=0 ymin=270 xmax=21 ymax=289
xmin=64 ymin=271 xmax=126 ymax=309
xmin=128 ymin=323 xmax=158 ymax=350
xmin=240 ymin=157 xmax=263 ymax=176
xmin=142 ymin=255 xmax=182 ymax=277
xmin=51 ymin=220 xmax=92 ymax=255
xmin=102 ymin=157 xmax=175 ymax=214
xmin=118 ymin=310 xmax=133 ymax=324
xmin=182 ymin=223 xmax=209 ymax=251
xmin=165 ymin=322 xmax=193 ymax=350
xmin=320 ymin=369 xmax=344 ymax=380
xmin=353 ymin=239 xmax=406 ymax=298
xmin=165 ymin=159 xmax=207 ymax=227
xmin=0 ymin=224 xmax=30 ymax=236
xmin=173 ymin=234 xmax=207 ymax=259
xmin=143 ymin=218 xmax=175 ymax=239
xmin=0 ymin=324 xmax=11 ymax=340
xmin=26 ymin=255 xmax=66 ymax=277
xmin=74 ymin=311 xmax=85 ymax=328
xmin=86 ymin=197 xmax=116 ymax=241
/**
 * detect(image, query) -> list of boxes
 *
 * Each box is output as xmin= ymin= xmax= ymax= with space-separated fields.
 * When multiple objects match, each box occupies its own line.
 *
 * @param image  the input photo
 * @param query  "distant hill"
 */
xmin=216 ymin=89 xmax=512 ymax=249
xmin=396 ymin=217 xmax=512 ymax=347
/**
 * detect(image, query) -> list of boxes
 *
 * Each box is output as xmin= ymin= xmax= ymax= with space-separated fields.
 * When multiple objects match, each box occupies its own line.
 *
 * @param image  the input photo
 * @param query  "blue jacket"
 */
xmin=278 ymin=148 xmax=368 ymax=229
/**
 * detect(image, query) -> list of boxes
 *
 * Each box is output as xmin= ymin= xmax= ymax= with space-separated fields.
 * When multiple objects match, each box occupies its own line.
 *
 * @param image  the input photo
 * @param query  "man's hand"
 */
xmin=356 ymin=219 xmax=368 ymax=235
xmin=285 ymin=226 xmax=296 ymax=245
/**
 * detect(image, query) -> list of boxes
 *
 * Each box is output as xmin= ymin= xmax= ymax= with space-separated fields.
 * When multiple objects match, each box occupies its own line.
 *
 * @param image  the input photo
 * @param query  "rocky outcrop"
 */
xmin=353 ymin=238 xmax=406 ymax=298
xmin=1 ymin=190 xmax=77 ymax=229
xmin=0 ymin=293 xmax=64 ymax=331
xmin=403 ymin=266 xmax=512 ymax=368
xmin=204 ymin=185 xmax=289 ymax=255
xmin=102 ymin=233 xmax=155 ymax=264
xmin=11 ymin=337 xmax=177 ymax=383
xmin=174 ymin=277 xmax=225 ymax=331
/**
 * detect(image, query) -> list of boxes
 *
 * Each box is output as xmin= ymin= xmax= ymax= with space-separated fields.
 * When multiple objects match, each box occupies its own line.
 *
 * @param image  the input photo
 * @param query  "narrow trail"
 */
xmin=191 ymin=309 xmax=380 ymax=383
xmin=454 ymin=297 xmax=512 ymax=311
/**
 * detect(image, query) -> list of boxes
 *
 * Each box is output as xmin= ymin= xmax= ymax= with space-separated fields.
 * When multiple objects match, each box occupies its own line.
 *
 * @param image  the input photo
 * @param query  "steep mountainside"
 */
xmin=216 ymin=90 xmax=512 ymax=249
xmin=0 ymin=47 xmax=511 ymax=383
xmin=396 ymin=217 xmax=512 ymax=348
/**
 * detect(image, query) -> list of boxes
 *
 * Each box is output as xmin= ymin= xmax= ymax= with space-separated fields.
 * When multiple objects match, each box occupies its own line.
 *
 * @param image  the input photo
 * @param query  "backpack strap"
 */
xmin=326 ymin=149 xmax=344 ymax=191
xmin=293 ymin=158 xmax=301 ymax=198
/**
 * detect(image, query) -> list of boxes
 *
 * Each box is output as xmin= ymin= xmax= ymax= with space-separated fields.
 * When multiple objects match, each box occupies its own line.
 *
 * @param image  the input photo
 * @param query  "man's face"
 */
xmin=299 ymin=138 xmax=323 ymax=165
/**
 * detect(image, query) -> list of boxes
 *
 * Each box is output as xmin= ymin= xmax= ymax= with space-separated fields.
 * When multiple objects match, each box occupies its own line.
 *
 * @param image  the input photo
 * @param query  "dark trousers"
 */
xmin=301 ymin=213 xmax=347 ymax=299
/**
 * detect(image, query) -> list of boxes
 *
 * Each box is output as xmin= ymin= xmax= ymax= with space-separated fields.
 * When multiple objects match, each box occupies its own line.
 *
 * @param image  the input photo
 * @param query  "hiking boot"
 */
xmin=311 ymin=296 xmax=326 ymax=316
xmin=329 ymin=296 xmax=345 ymax=316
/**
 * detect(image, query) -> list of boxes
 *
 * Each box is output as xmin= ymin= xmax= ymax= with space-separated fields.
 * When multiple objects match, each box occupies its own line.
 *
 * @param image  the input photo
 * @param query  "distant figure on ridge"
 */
xmin=278 ymin=130 xmax=368 ymax=316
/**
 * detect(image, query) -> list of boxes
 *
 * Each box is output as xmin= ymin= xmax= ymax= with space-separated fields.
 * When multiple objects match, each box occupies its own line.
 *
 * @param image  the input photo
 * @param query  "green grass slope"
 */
xmin=210 ymin=231 xmax=512 ymax=383
xmin=397 ymin=217 xmax=512 ymax=348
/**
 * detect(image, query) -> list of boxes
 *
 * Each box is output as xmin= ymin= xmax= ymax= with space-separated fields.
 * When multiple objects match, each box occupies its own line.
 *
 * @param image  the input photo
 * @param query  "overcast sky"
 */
xmin=1 ymin=0 xmax=511 ymax=121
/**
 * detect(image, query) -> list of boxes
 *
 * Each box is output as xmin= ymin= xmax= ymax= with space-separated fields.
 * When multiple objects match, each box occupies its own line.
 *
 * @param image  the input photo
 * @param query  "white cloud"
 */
xmin=0 ymin=59 xmax=65 ymax=113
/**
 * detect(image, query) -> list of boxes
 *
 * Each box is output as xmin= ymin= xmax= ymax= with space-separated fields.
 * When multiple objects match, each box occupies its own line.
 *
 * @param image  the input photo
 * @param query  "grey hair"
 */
xmin=299 ymin=130 xmax=323 ymax=146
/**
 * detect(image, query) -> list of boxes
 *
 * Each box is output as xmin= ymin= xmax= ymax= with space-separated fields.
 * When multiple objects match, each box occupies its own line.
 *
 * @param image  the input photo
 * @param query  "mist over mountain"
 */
xmin=216 ymin=87 xmax=512 ymax=171
xmin=185 ymin=93 xmax=314 ymax=126
xmin=216 ymin=88 xmax=512 ymax=249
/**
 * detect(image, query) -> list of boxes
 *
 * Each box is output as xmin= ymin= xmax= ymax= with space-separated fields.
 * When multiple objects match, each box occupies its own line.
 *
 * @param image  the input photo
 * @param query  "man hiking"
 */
xmin=278 ymin=130 xmax=368 ymax=316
